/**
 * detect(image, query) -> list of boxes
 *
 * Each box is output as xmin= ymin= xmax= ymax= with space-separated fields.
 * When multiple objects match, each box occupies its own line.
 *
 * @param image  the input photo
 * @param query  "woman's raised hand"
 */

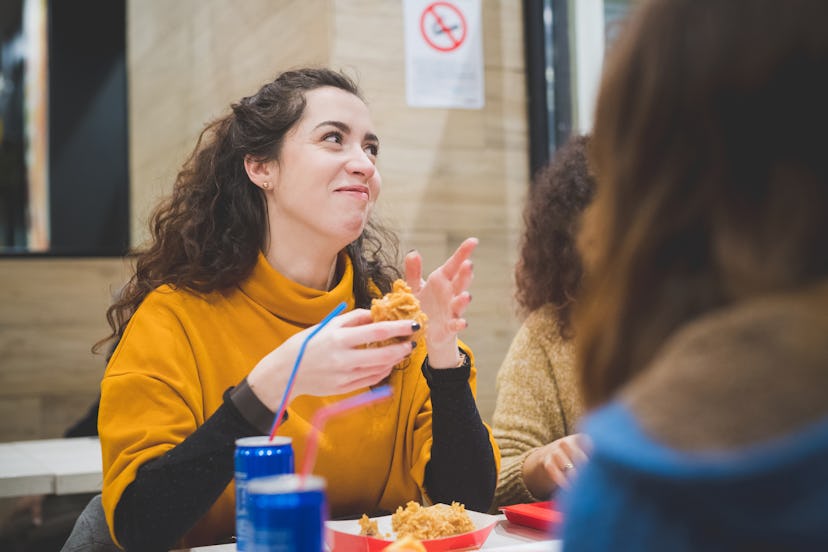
xmin=247 ymin=309 xmax=418 ymax=411
xmin=405 ymin=237 xmax=477 ymax=369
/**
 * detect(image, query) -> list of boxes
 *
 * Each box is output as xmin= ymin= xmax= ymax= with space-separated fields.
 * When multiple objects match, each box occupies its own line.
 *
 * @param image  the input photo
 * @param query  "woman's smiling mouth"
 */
xmin=335 ymin=184 xmax=371 ymax=201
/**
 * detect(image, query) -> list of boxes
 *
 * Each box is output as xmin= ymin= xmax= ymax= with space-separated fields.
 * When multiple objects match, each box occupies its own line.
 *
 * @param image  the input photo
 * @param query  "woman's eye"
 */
xmin=365 ymin=144 xmax=379 ymax=157
xmin=323 ymin=132 xmax=343 ymax=144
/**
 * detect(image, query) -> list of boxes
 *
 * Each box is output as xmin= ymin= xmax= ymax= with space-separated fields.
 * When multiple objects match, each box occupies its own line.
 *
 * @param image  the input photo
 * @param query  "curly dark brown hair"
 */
xmin=96 ymin=68 xmax=400 ymax=351
xmin=514 ymin=134 xmax=596 ymax=339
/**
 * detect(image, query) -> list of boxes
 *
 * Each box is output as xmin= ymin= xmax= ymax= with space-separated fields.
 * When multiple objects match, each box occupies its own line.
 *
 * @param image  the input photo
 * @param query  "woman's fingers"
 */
xmin=552 ymin=449 xmax=577 ymax=485
xmin=335 ymin=319 xmax=419 ymax=349
xmin=339 ymin=364 xmax=403 ymax=392
xmin=331 ymin=364 xmax=394 ymax=391
xmin=340 ymin=340 xmax=415 ymax=367
xmin=445 ymin=319 xmax=467 ymax=333
xmin=452 ymin=259 xmax=474 ymax=296
xmin=450 ymin=292 xmax=472 ymax=318
xmin=321 ymin=345 xmax=410 ymax=392
xmin=253 ymin=308 xmax=421 ymax=404
xmin=574 ymin=433 xmax=594 ymax=456
xmin=329 ymin=308 xmax=374 ymax=327
xmin=290 ymin=336 xmax=410 ymax=397
xmin=544 ymin=454 xmax=571 ymax=490
xmin=560 ymin=436 xmax=590 ymax=466
xmin=403 ymin=238 xmax=477 ymax=297
xmin=404 ymin=251 xmax=424 ymax=293
xmin=439 ymin=237 xmax=478 ymax=280
xmin=538 ymin=435 xmax=592 ymax=492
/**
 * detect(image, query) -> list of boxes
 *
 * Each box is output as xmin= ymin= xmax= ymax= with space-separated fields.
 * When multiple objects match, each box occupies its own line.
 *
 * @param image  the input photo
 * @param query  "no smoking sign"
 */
xmin=404 ymin=0 xmax=484 ymax=109
xmin=420 ymin=1 xmax=468 ymax=52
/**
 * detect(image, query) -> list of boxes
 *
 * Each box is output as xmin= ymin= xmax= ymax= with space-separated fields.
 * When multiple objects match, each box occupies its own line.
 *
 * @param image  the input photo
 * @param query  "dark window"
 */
xmin=0 ymin=0 xmax=129 ymax=256
xmin=523 ymin=0 xmax=631 ymax=180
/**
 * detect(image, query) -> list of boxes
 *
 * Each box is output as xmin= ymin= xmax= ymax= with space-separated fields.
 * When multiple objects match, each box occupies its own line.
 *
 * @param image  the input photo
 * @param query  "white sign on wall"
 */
xmin=403 ymin=0 xmax=485 ymax=109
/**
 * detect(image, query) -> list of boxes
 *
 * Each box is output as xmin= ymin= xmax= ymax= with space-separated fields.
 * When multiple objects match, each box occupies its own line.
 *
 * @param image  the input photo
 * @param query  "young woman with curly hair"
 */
xmin=491 ymin=135 xmax=596 ymax=508
xmin=562 ymin=0 xmax=828 ymax=548
xmin=94 ymin=68 xmax=497 ymax=550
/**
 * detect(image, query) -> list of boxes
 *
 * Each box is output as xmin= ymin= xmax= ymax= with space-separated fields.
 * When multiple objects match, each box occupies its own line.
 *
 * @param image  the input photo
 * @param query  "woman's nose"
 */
xmin=346 ymin=148 xmax=376 ymax=180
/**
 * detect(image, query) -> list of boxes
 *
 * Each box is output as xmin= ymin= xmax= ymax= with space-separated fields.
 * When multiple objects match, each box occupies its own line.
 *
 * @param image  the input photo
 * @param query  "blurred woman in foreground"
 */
xmin=562 ymin=0 xmax=828 ymax=549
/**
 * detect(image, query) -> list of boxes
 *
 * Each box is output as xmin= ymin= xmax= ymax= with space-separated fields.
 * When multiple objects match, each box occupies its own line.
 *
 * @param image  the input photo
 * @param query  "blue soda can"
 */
xmin=247 ymin=474 xmax=327 ymax=552
xmin=235 ymin=436 xmax=294 ymax=551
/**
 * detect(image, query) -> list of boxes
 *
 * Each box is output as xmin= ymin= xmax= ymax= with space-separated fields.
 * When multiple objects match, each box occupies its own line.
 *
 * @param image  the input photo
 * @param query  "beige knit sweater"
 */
xmin=490 ymin=304 xmax=583 ymax=509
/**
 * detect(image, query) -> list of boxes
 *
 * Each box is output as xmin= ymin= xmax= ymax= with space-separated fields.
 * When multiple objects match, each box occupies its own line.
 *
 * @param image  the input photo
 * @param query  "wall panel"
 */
xmin=330 ymin=1 xmax=528 ymax=420
xmin=0 ymin=258 xmax=129 ymax=440
xmin=0 ymin=0 xmax=527 ymax=443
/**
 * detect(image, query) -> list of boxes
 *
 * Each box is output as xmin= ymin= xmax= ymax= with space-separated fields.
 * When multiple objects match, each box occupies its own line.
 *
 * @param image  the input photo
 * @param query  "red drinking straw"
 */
xmin=299 ymin=385 xmax=393 ymax=485
xmin=268 ymin=302 xmax=347 ymax=441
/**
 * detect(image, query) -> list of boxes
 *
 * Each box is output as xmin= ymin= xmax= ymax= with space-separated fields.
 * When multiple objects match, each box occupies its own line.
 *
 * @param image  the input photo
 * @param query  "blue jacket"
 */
xmin=561 ymin=402 xmax=828 ymax=551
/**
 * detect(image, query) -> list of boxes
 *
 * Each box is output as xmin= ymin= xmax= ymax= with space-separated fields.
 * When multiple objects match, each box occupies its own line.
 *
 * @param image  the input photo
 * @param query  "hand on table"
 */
xmin=404 ymin=237 xmax=477 ymax=369
xmin=523 ymin=433 xmax=591 ymax=497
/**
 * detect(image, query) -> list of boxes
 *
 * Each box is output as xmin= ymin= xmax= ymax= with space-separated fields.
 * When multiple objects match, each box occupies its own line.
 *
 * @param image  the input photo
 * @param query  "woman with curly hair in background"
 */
xmin=491 ymin=135 xmax=596 ymax=508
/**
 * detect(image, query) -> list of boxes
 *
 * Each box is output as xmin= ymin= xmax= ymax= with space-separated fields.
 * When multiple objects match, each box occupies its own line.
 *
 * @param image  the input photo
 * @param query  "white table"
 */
xmin=178 ymin=516 xmax=561 ymax=551
xmin=0 ymin=437 xmax=102 ymax=498
xmin=0 ymin=440 xmax=560 ymax=549
xmin=484 ymin=517 xmax=561 ymax=550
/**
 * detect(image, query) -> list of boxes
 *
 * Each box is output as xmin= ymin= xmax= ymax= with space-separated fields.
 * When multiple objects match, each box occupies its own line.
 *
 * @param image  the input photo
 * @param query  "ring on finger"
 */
xmin=562 ymin=462 xmax=575 ymax=473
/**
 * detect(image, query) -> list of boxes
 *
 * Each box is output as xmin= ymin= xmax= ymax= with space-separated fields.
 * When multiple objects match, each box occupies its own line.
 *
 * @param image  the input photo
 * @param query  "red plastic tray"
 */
xmin=325 ymin=509 xmax=498 ymax=551
xmin=499 ymin=501 xmax=563 ymax=532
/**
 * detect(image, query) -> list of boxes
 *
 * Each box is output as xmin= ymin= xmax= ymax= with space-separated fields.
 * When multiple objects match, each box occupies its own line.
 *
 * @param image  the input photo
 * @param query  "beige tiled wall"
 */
xmin=0 ymin=0 xmax=528 ymax=442
xmin=0 ymin=258 xmax=130 ymax=441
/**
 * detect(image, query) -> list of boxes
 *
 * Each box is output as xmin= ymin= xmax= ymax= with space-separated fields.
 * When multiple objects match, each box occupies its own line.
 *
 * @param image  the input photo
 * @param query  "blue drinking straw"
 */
xmin=268 ymin=301 xmax=347 ymax=440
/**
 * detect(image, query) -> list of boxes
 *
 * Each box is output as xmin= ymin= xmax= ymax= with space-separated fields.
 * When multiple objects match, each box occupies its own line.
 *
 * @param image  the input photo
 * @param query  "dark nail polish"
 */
xmin=411 ymin=341 xmax=418 ymax=349
xmin=411 ymin=321 xmax=421 ymax=331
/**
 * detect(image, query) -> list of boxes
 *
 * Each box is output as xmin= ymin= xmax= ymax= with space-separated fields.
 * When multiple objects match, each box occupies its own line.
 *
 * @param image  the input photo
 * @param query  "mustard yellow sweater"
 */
xmin=100 ymin=252 xmax=497 ymax=548
xmin=491 ymin=304 xmax=583 ymax=508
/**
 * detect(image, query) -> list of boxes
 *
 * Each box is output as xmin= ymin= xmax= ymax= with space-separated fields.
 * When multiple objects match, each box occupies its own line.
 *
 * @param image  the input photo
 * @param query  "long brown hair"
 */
xmin=97 ymin=68 xmax=400 ymax=350
xmin=515 ymin=135 xmax=595 ymax=339
xmin=577 ymin=0 xmax=828 ymax=408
